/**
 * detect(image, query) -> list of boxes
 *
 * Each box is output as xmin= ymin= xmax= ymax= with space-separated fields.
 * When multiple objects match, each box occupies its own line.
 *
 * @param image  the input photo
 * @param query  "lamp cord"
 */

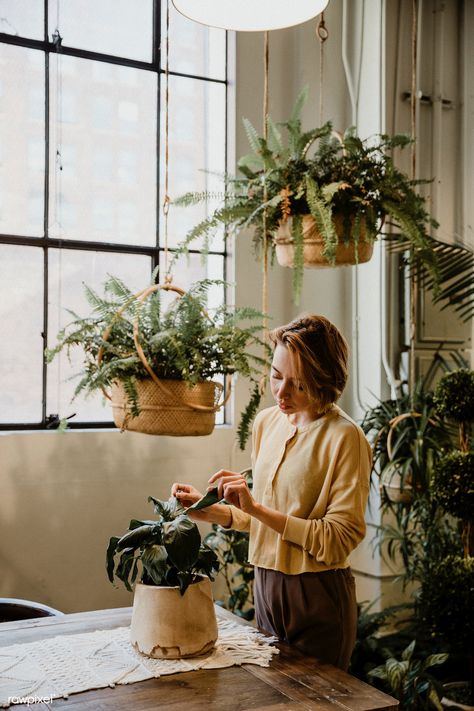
xmin=163 ymin=0 xmax=172 ymax=284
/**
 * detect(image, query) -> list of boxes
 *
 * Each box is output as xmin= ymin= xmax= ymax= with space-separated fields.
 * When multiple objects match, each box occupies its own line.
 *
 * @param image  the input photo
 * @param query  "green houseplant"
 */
xmin=106 ymin=494 xmax=220 ymax=658
xmin=175 ymin=88 xmax=474 ymax=308
xmin=47 ymin=275 xmax=268 ymax=448
xmin=368 ymin=640 xmax=448 ymax=711
xmin=418 ymin=369 xmax=474 ymax=705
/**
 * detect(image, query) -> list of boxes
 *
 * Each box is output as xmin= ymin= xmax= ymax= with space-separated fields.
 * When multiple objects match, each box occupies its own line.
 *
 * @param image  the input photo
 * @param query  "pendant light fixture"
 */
xmin=171 ymin=0 xmax=329 ymax=32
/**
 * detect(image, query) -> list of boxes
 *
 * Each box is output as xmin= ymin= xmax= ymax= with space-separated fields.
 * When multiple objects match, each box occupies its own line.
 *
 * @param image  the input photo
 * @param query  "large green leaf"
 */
xmin=148 ymin=495 xmax=185 ymax=521
xmin=116 ymin=524 xmax=157 ymax=551
xmin=141 ymin=544 xmax=168 ymax=586
xmin=106 ymin=536 xmax=120 ymax=583
xmin=162 ymin=515 xmax=201 ymax=571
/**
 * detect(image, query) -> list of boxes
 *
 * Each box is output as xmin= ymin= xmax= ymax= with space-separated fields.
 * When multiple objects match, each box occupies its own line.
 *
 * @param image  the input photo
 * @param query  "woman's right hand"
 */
xmin=171 ymin=483 xmax=203 ymax=509
xmin=171 ymin=482 xmax=232 ymax=526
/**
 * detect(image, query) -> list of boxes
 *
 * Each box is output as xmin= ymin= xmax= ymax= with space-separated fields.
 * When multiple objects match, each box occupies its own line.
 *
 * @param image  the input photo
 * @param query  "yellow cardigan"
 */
xmin=228 ymin=405 xmax=372 ymax=574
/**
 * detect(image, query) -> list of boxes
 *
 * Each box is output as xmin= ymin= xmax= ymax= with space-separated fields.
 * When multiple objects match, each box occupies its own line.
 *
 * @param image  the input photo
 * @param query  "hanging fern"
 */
xmin=172 ymin=88 xmax=474 ymax=315
xmin=47 ymin=275 xmax=270 ymax=449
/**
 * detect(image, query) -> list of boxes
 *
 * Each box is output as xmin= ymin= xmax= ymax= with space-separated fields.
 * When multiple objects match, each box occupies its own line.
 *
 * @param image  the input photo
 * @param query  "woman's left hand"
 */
xmin=208 ymin=469 xmax=257 ymax=515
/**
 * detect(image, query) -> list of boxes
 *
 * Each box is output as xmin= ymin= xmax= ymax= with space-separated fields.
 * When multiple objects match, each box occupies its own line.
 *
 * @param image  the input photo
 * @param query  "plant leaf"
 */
xmin=186 ymin=486 xmax=223 ymax=512
xmin=162 ymin=515 xmax=201 ymax=571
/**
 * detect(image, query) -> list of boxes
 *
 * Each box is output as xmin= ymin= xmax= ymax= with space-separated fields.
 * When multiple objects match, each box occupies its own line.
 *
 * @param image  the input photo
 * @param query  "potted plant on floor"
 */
xmin=46 ymin=275 xmax=268 ymax=448
xmin=106 ymin=494 xmax=219 ymax=658
xmin=174 ymin=87 xmax=474 ymax=308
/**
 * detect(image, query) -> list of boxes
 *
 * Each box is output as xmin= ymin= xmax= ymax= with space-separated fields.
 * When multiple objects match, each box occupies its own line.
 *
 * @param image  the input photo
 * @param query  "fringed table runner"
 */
xmin=0 ymin=618 xmax=278 ymax=708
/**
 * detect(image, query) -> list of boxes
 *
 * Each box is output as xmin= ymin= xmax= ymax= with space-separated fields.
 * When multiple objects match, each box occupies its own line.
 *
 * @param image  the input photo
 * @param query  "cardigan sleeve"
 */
xmin=281 ymin=425 xmax=371 ymax=566
xmin=226 ymin=505 xmax=251 ymax=532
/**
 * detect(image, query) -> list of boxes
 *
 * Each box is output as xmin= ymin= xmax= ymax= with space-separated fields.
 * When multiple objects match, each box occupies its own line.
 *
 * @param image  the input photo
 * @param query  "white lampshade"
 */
xmin=171 ymin=0 xmax=330 ymax=32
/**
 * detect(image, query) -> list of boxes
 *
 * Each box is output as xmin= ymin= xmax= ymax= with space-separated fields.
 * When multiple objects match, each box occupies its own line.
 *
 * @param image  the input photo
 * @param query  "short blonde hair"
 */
xmin=269 ymin=314 xmax=348 ymax=410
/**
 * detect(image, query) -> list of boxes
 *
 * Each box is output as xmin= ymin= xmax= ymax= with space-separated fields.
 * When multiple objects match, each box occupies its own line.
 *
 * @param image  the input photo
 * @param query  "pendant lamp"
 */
xmin=171 ymin=0 xmax=330 ymax=32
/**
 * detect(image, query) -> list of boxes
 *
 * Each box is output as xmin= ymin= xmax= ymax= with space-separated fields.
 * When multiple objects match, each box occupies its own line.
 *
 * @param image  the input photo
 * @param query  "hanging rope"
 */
xmin=409 ymin=0 xmax=418 ymax=395
xmin=260 ymin=31 xmax=270 ymax=395
xmin=162 ymin=0 xmax=172 ymax=284
xmin=317 ymin=12 xmax=328 ymax=125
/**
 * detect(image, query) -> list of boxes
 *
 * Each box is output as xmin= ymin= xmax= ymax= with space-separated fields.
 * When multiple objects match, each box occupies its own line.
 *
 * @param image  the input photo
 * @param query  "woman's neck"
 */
xmin=288 ymin=404 xmax=332 ymax=427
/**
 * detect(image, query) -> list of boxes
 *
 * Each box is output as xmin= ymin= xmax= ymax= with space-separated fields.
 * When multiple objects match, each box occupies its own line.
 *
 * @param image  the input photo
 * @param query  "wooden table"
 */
xmin=0 ymin=606 xmax=398 ymax=710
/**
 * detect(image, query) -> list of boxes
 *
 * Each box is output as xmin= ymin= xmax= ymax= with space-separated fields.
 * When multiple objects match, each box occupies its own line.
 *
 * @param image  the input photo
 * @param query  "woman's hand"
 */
xmin=171 ymin=482 xmax=232 ymax=526
xmin=208 ymin=470 xmax=257 ymax=515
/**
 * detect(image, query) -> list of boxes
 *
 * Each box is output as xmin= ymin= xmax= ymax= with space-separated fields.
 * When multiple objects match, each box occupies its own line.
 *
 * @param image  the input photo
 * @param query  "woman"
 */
xmin=172 ymin=314 xmax=372 ymax=670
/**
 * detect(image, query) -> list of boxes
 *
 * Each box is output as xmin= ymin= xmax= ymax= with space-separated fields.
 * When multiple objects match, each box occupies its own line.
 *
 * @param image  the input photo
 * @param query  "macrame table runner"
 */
xmin=0 ymin=618 xmax=279 ymax=708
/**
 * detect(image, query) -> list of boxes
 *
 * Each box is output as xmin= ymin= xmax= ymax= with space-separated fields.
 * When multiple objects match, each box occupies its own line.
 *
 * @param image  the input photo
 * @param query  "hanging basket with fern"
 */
xmin=46 ymin=275 xmax=268 ymax=447
xmin=174 ymin=87 xmax=474 ymax=313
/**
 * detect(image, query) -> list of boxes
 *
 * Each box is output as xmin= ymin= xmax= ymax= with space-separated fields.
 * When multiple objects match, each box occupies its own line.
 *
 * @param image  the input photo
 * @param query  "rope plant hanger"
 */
xmin=97 ymin=0 xmax=230 ymax=437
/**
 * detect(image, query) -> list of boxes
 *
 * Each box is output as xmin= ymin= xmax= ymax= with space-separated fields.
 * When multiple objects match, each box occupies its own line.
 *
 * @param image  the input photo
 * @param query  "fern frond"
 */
xmin=242 ymin=117 xmax=262 ymax=155
xmin=305 ymin=176 xmax=338 ymax=262
xmin=237 ymin=382 xmax=262 ymax=450
xmin=291 ymin=215 xmax=304 ymax=306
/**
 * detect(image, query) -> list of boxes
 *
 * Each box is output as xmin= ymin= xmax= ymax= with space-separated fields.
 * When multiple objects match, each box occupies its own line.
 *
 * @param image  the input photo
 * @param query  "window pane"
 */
xmin=0 ymin=45 xmax=45 ymax=236
xmin=160 ymin=252 xmax=225 ymax=311
xmin=47 ymin=250 xmax=152 ymax=422
xmin=160 ymin=77 xmax=226 ymax=251
xmin=0 ymin=1 xmax=43 ymax=40
xmin=0 ymin=245 xmax=44 ymax=423
xmin=162 ymin=1 xmax=226 ymax=80
xmin=48 ymin=0 xmax=153 ymax=62
xmin=48 ymin=56 xmax=157 ymax=245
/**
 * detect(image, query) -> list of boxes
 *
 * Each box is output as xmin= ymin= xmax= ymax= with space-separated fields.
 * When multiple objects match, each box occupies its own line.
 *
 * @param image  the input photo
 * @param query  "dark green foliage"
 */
xmin=204 ymin=524 xmax=254 ymax=620
xmin=419 ymin=555 xmax=474 ymax=655
xmin=106 ymin=495 xmax=219 ymax=595
xmin=175 ymin=88 xmax=474 ymax=313
xmin=46 ymin=275 xmax=270 ymax=448
xmin=350 ymin=601 xmax=415 ymax=680
xmin=187 ymin=486 xmax=223 ymax=512
xmin=433 ymin=369 xmax=474 ymax=424
xmin=203 ymin=470 xmax=254 ymax=620
xmin=236 ymin=382 xmax=263 ymax=451
xmin=432 ymin=451 xmax=474 ymax=521
xmin=368 ymin=640 xmax=448 ymax=710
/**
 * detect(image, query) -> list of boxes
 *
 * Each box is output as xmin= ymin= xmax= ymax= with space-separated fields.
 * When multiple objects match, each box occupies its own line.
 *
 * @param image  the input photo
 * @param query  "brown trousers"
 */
xmin=254 ymin=566 xmax=358 ymax=671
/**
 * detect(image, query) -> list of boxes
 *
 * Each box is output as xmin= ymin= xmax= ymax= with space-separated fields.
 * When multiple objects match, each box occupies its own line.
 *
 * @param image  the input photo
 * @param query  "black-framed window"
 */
xmin=0 ymin=0 xmax=228 ymax=430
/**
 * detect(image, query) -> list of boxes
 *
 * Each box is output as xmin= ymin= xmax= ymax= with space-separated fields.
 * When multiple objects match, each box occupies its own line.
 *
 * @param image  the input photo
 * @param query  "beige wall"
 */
xmin=2 ymin=0 xmax=470 ymax=615
xmin=0 ymin=2 xmax=356 ymax=614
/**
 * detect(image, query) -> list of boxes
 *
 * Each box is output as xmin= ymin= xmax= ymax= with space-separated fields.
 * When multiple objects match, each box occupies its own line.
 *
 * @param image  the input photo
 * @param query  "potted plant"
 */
xmin=106 ymin=494 xmax=219 ymax=658
xmin=46 ymin=275 xmax=268 ymax=447
xmin=367 ymin=640 xmax=448 ymax=710
xmin=174 ymin=87 xmax=474 ymax=307
xmin=418 ymin=369 xmax=474 ymax=707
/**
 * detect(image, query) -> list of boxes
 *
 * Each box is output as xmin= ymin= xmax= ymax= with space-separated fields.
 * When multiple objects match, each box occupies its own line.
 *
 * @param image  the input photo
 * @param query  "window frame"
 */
xmin=0 ymin=0 xmax=229 ymax=431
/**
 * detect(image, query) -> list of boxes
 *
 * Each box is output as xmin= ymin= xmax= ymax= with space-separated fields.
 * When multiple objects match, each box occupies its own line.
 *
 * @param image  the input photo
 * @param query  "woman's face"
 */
xmin=270 ymin=343 xmax=319 ymax=423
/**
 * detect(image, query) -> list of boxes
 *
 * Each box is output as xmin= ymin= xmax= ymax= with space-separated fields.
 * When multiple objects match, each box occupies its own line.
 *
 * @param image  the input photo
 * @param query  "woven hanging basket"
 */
xmin=275 ymin=214 xmax=374 ymax=269
xmin=98 ymin=283 xmax=230 ymax=437
xmin=110 ymin=379 xmax=219 ymax=436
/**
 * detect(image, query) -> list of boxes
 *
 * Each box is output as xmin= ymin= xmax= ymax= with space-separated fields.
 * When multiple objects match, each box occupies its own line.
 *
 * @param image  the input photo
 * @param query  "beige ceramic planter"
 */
xmin=275 ymin=214 xmax=374 ymax=268
xmin=130 ymin=578 xmax=218 ymax=658
xmin=380 ymin=469 xmax=413 ymax=504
